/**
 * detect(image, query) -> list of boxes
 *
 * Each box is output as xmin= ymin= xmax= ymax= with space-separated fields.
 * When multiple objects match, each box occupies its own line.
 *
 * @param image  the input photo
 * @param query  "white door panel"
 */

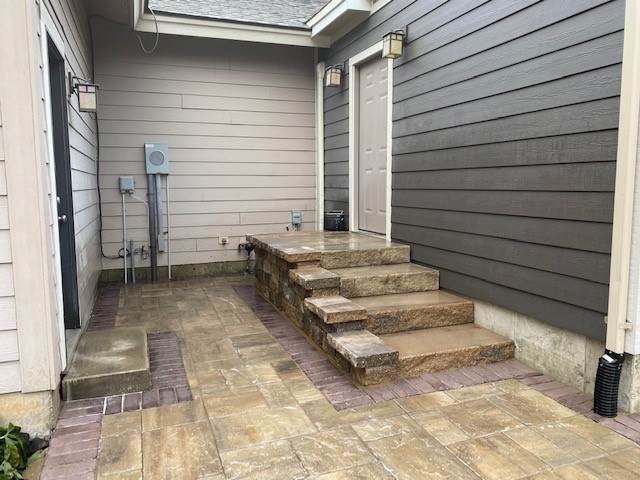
xmin=357 ymin=56 xmax=388 ymax=234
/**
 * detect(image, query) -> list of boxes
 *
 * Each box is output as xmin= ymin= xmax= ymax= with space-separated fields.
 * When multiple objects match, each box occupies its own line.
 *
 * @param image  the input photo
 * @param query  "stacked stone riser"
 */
xmin=319 ymin=246 xmax=410 ymax=269
xmin=366 ymin=301 xmax=475 ymax=335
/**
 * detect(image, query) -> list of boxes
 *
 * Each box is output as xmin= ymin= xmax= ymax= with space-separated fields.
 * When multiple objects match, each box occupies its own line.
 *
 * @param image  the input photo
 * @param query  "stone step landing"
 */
xmin=381 ymin=323 xmax=515 ymax=377
xmin=353 ymin=290 xmax=474 ymax=334
xmin=331 ymin=263 xmax=439 ymax=298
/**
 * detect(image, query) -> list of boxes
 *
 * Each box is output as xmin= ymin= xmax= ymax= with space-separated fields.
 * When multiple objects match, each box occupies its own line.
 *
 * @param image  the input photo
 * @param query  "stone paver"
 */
xmin=40 ymin=276 xmax=640 ymax=479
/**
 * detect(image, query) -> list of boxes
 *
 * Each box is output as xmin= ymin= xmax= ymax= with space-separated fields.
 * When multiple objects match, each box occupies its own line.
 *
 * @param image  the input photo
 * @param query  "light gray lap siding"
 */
xmin=94 ymin=20 xmax=317 ymax=269
xmin=321 ymin=0 xmax=624 ymax=340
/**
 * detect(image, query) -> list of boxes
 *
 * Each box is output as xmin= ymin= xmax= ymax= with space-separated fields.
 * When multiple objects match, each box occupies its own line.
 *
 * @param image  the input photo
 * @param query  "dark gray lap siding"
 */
xmin=321 ymin=0 xmax=624 ymax=340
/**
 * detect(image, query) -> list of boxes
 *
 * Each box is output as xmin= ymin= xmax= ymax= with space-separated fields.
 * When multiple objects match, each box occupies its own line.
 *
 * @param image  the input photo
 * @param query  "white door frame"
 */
xmin=315 ymin=59 xmax=326 ymax=231
xmin=348 ymin=41 xmax=393 ymax=240
xmin=40 ymin=8 xmax=67 ymax=370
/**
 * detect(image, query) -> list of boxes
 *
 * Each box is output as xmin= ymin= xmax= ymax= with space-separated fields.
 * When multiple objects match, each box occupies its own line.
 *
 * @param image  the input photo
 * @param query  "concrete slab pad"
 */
xmin=63 ymin=327 xmax=152 ymax=400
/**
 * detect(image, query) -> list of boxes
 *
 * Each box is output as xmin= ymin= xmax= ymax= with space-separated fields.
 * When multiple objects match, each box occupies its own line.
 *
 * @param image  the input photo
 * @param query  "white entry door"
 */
xmin=357 ymin=55 xmax=388 ymax=234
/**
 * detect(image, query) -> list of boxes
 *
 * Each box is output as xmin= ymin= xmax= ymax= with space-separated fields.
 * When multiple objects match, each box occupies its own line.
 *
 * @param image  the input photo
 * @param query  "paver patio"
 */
xmin=35 ymin=276 xmax=640 ymax=479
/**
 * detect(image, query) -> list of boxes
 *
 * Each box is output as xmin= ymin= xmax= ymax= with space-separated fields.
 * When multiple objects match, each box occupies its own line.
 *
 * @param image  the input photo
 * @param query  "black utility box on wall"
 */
xmin=324 ymin=210 xmax=347 ymax=231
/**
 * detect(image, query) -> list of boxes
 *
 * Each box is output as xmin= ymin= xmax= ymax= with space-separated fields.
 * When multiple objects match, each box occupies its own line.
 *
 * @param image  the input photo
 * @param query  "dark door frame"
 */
xmin=48 ymin=36 xmax=80 ymax=329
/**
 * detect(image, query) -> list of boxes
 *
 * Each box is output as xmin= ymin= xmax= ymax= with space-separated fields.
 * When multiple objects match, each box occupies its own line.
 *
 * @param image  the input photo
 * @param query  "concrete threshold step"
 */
xmin=320 ymin=244 xmax=410 ymax=269
xmin=62 ymin=327 xmax=152 ymax=401
xmin=380 ymin=323 xmax=514 ymax=377
xmin=353 ymin=290 xmax=474 ymax=334
xmin=331 ymin=262 xmax=439 ymax=298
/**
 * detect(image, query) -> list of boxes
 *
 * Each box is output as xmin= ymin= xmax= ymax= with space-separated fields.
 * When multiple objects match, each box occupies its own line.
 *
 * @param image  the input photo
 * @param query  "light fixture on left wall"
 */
xmin=69 ymin=74 xmax=99 ymax=112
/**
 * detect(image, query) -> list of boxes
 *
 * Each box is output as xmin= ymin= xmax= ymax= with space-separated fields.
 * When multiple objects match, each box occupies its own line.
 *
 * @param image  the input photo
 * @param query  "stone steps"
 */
xmin=250 ymin=231 xmax=515 ymax=386
xmin=352 ymin=290 xmax=474 ymax=334
xmin=380 ymin=323 xmax=515 ymax=377
xmin=331 ymin=263 xmax=439 ymax=298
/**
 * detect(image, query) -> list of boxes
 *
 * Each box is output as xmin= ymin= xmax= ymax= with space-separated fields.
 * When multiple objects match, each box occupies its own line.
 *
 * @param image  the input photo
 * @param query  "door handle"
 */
xmin=58 ymin=214 xmax=67 ymax=223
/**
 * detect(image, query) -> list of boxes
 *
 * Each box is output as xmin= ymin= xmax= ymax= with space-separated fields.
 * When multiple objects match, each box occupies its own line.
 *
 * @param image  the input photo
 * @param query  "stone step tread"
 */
xmin=331 ymin=263 xmax=439 ymax=298
xmin=381 ymin=324 xmax=514 ymax=376
xmin=381 ymin=324 xmax=512 ymax=359
xmin=327 ymin=330 xmax=399 ymax=368
xmin=353 ymin=290 xmax=472 ymax=313
xmin=353 ymin=290 xmax=474 ymax=334
xmin=289 ymin=266 xmax=340 ymax=290
xmin=331 ymin=262 xmax=438 ymax=279
xmin=304 ymin=295 xmax=367 ymax=324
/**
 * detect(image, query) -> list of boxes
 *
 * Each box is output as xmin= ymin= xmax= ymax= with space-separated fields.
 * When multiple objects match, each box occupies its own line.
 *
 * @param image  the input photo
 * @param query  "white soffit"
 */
xmin=307 ymin=0 xmax=372 ymax=38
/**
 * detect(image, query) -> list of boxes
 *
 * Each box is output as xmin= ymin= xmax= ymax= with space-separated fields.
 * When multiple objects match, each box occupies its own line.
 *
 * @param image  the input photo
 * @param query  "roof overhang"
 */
xmin=133 ymin=0 xmax=331 ymax=47
xmin=306 ymin=0 xmax=373 ymax=38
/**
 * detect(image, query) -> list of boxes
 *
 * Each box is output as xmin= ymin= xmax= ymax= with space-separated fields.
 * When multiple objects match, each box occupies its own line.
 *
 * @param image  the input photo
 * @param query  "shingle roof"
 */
xmin=148 ymin=0 xmax=330 ymax=29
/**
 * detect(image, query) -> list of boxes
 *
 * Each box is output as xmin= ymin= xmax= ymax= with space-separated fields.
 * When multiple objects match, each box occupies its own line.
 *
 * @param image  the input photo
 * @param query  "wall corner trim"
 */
xmin=607 ymin=0 xmax=640 ymax=353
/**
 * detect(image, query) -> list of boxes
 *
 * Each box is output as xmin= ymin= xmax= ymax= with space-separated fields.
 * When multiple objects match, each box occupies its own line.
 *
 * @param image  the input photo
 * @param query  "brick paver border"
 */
xmin=235 ymin=284 xmax=640 ymax=445
xmin=41 ymin=326 xmax=192 ymax=479
xmin=86 ymin=284 xmax=119 ymax=331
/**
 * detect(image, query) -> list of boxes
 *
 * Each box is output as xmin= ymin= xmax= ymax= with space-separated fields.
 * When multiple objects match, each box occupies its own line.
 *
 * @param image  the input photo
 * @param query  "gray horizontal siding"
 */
xmin=95 ymin=20 xmax=317 ymax=268
xmin=321 ymin=0 xmax=624 ymax=340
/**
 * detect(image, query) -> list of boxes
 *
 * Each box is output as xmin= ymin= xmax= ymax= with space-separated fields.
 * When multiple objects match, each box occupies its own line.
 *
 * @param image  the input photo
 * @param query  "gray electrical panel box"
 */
xmin=144 ymin=143 xmax=170 ymax=174
xmin=291 ymin=210 xmax=302 ymax=226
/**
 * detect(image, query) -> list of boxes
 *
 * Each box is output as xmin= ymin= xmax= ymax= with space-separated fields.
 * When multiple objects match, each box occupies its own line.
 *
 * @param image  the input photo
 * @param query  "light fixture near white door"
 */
xmin=348 ymin=41 xmax=393 ymax=240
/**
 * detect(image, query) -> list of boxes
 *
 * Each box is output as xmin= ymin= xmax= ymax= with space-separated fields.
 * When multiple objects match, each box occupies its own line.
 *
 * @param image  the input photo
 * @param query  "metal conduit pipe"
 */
xmin=122 ymin=192 xmax=127 ymax=284
xmin=148 ymin=173 xmax=158 ymax=282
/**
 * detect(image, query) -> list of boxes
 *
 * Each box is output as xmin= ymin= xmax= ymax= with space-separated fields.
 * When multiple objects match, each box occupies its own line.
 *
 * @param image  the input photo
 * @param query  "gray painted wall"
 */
xmin=321 ymin=0 xmax=624 ymax=340
xmin=94 ymin=21 xmax=317 ymax=270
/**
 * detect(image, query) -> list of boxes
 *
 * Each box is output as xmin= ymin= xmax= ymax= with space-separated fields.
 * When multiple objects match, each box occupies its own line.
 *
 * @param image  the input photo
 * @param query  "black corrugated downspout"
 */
xmin=593 ymin=350 xmax=625 ymax=417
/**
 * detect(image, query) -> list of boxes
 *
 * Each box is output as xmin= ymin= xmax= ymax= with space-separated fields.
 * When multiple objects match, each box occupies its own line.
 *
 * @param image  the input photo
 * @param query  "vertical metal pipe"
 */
xmin=166 ymin=175 xmax=172 ymax=280
xmin=155 ymin=175 xmax=165 ymax=251
xmin=148 ymin=174 xmax=158 ymax=282
xmin=130 ymin=239 xmax=136 ymax=284
xmin=122 ymin=192 xmax=127 ymax=284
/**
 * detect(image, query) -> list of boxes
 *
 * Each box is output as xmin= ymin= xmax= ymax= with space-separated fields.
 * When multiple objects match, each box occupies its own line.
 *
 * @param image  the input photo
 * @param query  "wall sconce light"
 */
xmin=69 ymin=74 xmax=99 ymax=113
xmin=382 ymin=28 xmax=406 ymax=59
xmin=325 ymin=64 xmax=344 ymax=88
